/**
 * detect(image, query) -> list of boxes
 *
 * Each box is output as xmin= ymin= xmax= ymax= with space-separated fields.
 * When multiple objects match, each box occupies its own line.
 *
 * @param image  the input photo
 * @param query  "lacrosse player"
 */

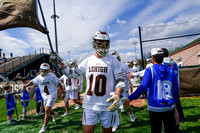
xmin=4 ymin=84 xmax=20 ymax=125
xmin=54 ymin=31 xmax=125 ymax=133
xmin=124 ymin=48 xmax=179 ymax=133
xmin=75 ymin=75 xmax=83 ymax=110
xmin=59 ymin=59 xmax=82 ymax=116
xmin=21 ymin=77 xmax=31 ymax=120
xmin=110 ymin=51 xmax=135 ymax=132
xmin=24 ymin=63 xmax=65 ymax=133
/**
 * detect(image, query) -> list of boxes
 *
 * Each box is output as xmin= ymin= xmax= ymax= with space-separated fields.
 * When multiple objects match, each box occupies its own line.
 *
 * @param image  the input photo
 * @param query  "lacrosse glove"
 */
xmin=73 ymin=85 xmax=80 ymax=92
xmin=49 ymin=54 xmax=57 ymax=65
xmin=106 ymin=94 xmax=121 ymax=112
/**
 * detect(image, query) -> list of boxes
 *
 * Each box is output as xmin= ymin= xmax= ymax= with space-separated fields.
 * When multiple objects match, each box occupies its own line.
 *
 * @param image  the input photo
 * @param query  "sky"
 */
xmin=1 ymin=0 xmax=200 ymax=63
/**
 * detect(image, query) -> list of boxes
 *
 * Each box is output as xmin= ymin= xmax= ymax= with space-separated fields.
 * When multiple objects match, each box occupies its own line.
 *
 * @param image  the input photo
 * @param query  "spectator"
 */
xmin=26 ymin=72 xmax=34 ymax=80
xmin=10 ymin=52 xmax=13 ymax=58
xmin=15 ymin=73 xmax=22 ymax=80
xmin=3 ymin=53 xmax=7 ymax=63
xmin=13 ymin=73 xmax=22 ymax=82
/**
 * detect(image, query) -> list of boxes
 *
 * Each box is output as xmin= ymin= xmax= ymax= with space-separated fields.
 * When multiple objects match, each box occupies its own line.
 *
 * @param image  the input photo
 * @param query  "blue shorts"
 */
xmin=7 ymin=109 xmax=14 ymax=116
xmin=22 ymin=101 xmax=29 ymax=106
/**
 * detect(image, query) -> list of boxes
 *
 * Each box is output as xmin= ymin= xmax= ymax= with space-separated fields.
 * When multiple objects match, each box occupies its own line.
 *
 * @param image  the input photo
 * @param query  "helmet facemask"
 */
xmin=93 ymin=39 xmax=110 ymax=56
xmin=69 ymin=59 xmax=77 ymax=68
xmin=40 ymin=69 xmax=49 ymax=77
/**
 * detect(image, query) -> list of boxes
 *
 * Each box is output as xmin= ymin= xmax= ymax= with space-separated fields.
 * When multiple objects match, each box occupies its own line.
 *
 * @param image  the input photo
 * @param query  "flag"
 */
xmin=0 ymin=0 xmax=46 ymax=34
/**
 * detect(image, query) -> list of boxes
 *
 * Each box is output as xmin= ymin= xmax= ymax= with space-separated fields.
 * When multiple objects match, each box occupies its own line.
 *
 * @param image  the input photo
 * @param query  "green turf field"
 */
xmin=0 ymin=97 xmax=199 ymax=133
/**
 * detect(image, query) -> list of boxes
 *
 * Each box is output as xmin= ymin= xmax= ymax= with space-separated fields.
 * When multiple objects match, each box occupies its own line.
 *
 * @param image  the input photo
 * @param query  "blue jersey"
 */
xmin=128 ymin=64 xmax=179 ymax=112
xmin=35 ymin=86 xmax=42 ymax=103
xmin=21 ymin=88 xmax=30 ymax=106
xmin=6 ymin=93 xmax=15 ymax=111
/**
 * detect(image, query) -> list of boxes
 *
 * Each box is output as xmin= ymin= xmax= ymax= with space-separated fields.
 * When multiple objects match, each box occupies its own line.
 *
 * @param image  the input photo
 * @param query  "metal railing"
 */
xmin=0 ymin=48 xmax=50 ymax=75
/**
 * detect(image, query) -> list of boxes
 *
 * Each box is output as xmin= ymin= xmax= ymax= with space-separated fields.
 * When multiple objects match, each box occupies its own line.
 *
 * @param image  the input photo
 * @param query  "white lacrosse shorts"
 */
xmin=82 ymin=108 xmax=117 ymax=128
xmin=43 ymin=97 xmax=57 ymax=107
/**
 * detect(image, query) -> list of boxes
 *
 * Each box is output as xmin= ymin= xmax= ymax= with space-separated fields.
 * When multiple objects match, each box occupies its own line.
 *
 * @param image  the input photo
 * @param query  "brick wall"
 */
xmin=170 ymin=43 xmax=200 ymax=66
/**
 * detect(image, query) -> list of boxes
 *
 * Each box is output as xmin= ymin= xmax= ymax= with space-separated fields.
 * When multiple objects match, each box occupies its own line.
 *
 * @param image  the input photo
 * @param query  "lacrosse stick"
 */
xmin=28 ymin=88 xmax=33 ymax=118
xmin=14 ymin=96 xmax=19 ymax=119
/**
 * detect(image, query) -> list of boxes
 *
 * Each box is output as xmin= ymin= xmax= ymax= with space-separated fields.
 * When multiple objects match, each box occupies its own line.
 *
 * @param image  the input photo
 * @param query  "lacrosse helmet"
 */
xmin=40 ymin=63 xmax=50 ymax=77
xmin=110 ymin=50 xmax=121 ymax=62
xmin=176 ymin=57 xmax=182 ymax=61
xmin=125 ymin=62 xmax=130 ymax=66
xmin=146 ymin=58 xmax=151 ymax=62
xmin=69 ymin=59 xmax=77 ymax=68
xmin=133 ymin=60 xmax=138 ymax=65
xmin=92 ymin=31 xmax=110 ymax=56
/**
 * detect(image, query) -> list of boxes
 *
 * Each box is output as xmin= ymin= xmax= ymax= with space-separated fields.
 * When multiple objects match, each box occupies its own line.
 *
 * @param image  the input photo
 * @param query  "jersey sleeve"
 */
xmin=31 ymin=76 xmax=39 ymax=85
xmin=61 ymin=59 xmax=86 ymax=79
xmin=51 ymin=74 xmax=61 ymax=86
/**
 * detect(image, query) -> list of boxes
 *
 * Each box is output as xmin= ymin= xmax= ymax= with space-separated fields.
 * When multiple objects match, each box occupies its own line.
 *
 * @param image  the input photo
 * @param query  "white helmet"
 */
xmin=92 ymin=31 xmax=110 ymax=56
xmin=40 ymin=63 xmax=50 ymax=76
xmin=69 ymin=59 xmax=77 ymax=68
xmin=110 ymin=50 xmax=121 ymax=61
xmin=133 ymin=60 xmax=138 ymax=65
xmin=177 ymin=57 xmax=182 ymax=61
xmin=125 ymin=62 xmax=130 ymax=66
xmin=146 ymin=58 xmax=151 ymax=62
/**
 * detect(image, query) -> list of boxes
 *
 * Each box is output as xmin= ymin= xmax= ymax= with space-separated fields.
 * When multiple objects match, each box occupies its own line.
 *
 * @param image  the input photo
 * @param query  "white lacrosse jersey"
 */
xmin=60 ymin=75 xmax=76 ymax=91
xmin=128 ymin=67 xmax=134 ymax=73
xmin=31 ymin=73 xmax=60 ymax=99
xmin=77 ymin=55 xmax=125 ymax=111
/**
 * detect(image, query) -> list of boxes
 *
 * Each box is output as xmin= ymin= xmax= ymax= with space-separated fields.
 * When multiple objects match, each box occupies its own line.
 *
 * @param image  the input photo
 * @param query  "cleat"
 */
xmin=52 ymin=112 xmax=58 ymax=122
xmin=75 ymin=104 xmax=81 ymax=110
xmin=112 ymin=126 xmax=118 ymax=132
xmin=130 ymin=114 xmax=135 ymax=122
xmin=39 ymin=125 xmax=47 ymax=133
xmin=61 ymin=112 xmax=70 ymax=117
xmin=36 ymin=112 xmax=43 ymax=116
xmin=8 ymin=122 xmax=15 ymax=126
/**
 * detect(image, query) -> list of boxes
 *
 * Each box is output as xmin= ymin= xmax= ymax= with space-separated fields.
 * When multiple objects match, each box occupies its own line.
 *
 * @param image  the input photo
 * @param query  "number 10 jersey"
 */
xmin=78 ymin=55 xmax=125 ymax=111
